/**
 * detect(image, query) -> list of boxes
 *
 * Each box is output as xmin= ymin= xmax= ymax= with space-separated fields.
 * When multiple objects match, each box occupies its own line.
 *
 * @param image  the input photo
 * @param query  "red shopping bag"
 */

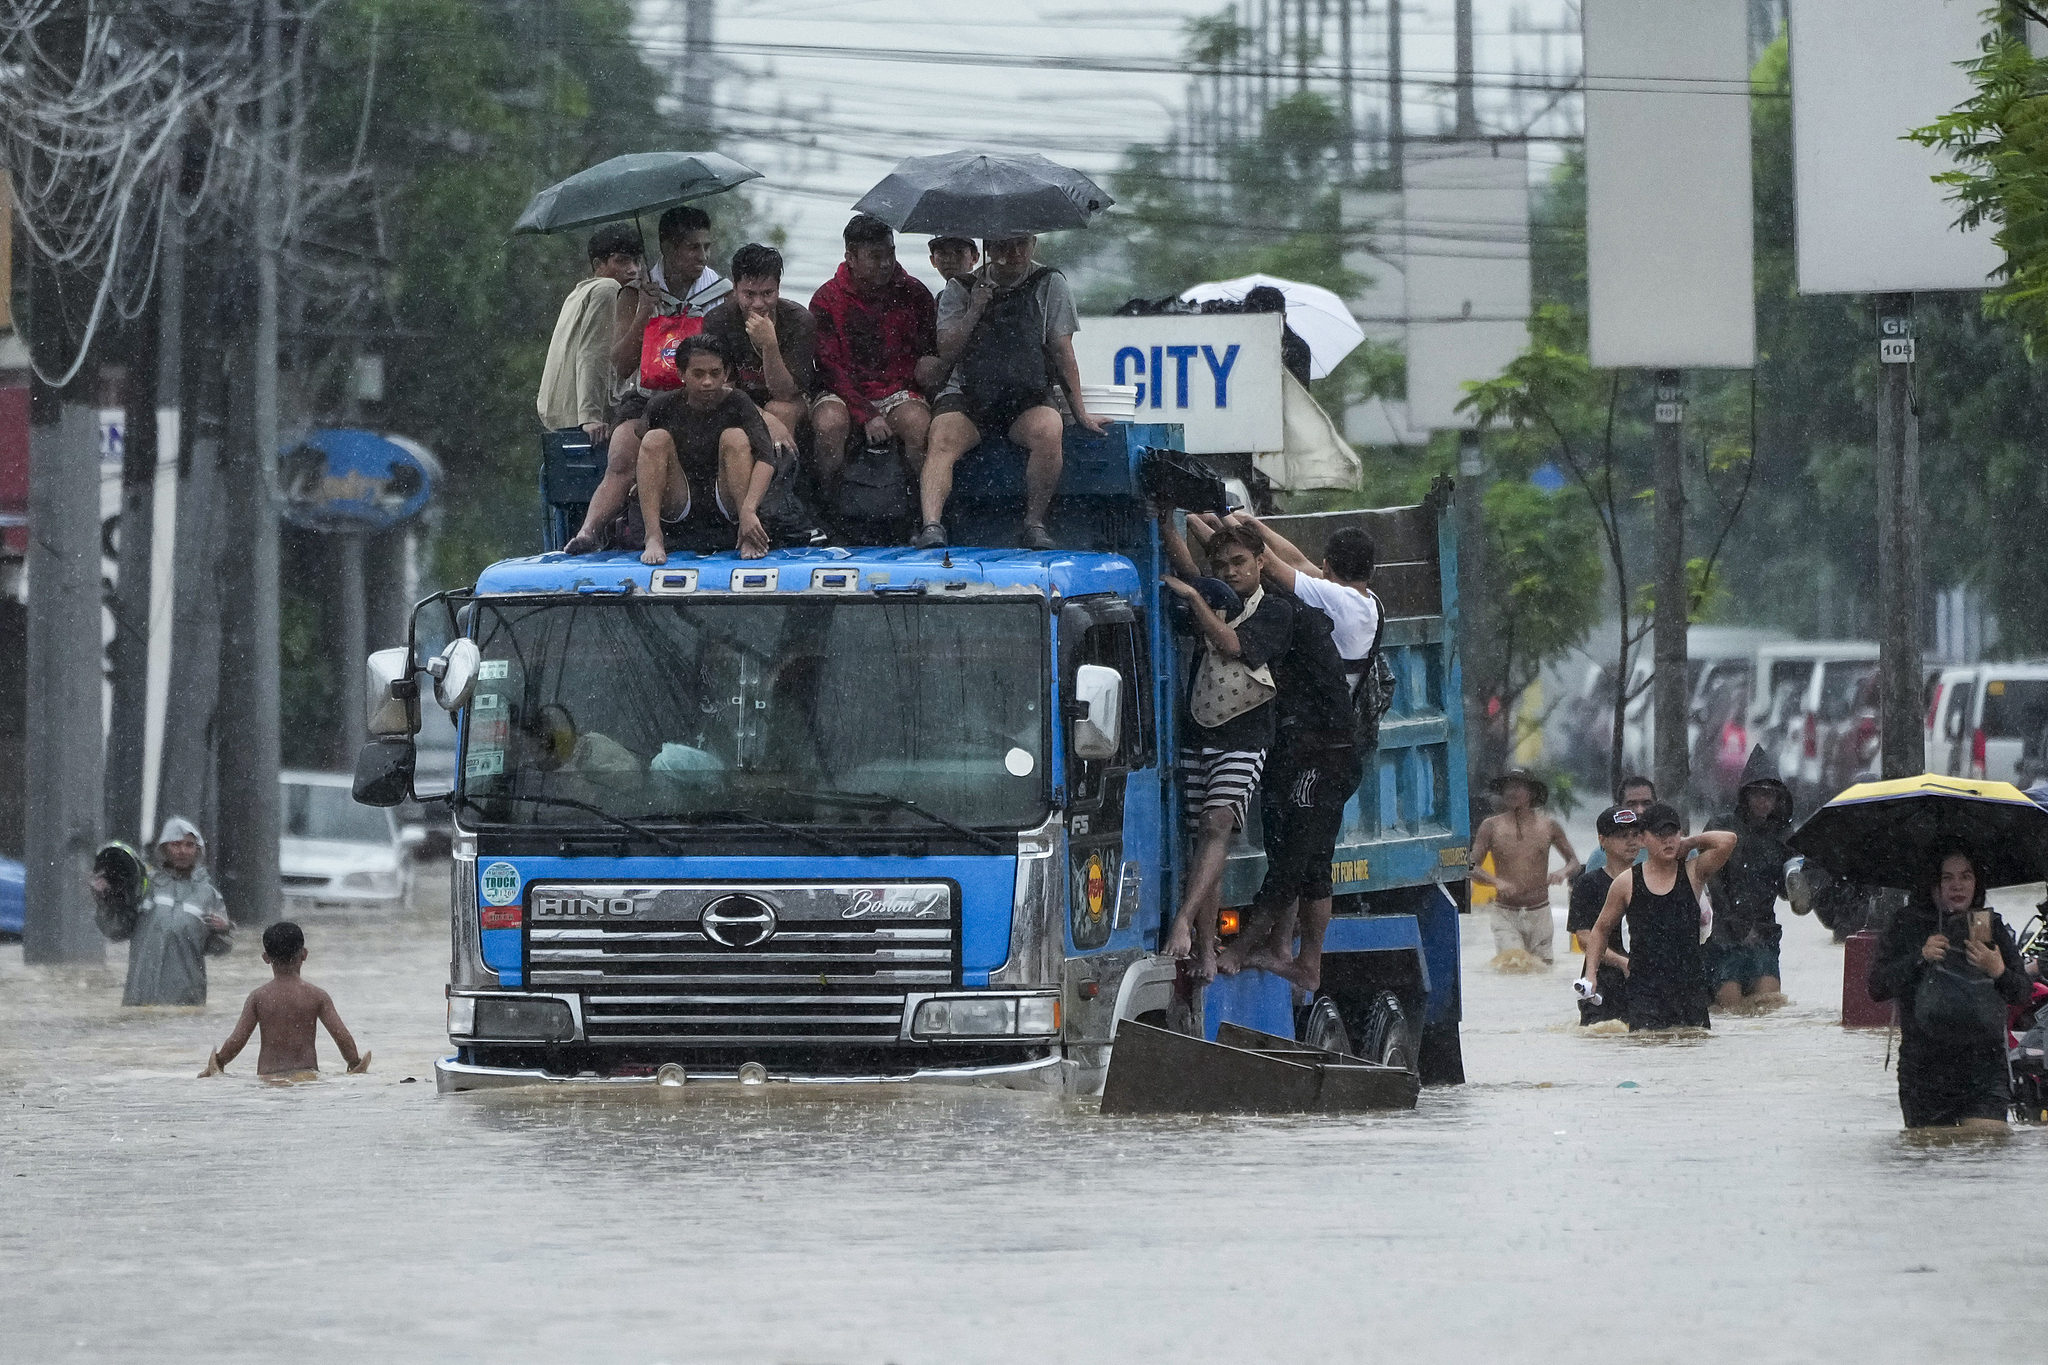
xmin=638 ymin=313 xmax=704 ymax=392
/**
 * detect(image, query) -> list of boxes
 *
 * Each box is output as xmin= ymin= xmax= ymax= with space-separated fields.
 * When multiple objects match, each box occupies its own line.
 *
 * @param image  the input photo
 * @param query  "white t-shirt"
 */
xmin=1291 ymin=573 xmax=1380 ymax=666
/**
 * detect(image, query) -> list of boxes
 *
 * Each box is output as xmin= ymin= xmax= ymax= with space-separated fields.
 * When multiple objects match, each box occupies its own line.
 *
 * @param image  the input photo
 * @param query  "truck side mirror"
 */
xmin=353 ymin=738 xmax=416 ymax=808
xmin=1071 ymin=664 xmax=1123 ymax=761
xmin=366 ymin=647 xmax=420 ymax=737
xmin=428 ymin=638 xmax=482 ymax=712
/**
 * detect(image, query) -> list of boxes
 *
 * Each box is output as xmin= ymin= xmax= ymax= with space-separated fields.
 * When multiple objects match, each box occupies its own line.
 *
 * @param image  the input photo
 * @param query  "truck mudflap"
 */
xmin=1097 ymin=1019 xmax=1420 ymax=1115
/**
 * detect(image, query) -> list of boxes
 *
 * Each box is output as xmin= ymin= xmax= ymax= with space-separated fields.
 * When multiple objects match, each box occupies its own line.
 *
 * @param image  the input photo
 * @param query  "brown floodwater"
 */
xmin=3 ymin=862 xmax=2043 ymax=1362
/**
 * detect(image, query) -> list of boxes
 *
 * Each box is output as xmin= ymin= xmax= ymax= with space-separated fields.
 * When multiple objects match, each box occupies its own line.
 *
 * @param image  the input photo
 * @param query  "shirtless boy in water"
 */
xmin=200 ymin=922 xmax=369 ymax=1080
xmin=1469 ymin=769 xmax=1580 ymax=969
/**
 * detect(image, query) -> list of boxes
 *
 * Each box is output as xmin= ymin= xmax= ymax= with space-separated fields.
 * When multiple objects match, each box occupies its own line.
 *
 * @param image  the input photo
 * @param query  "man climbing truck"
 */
xmin=352 ymin=424 xmax=1470 ymax=1096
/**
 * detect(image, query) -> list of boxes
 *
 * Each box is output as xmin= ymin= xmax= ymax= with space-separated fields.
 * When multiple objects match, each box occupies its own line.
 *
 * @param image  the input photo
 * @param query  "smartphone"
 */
xmin=1968 ymin=909 xmax=1992 ymax=944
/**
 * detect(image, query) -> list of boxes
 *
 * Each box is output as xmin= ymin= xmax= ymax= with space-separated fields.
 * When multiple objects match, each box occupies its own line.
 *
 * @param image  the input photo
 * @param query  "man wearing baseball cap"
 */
xmin=1580 ymin=803 xmax=1737 ymax=1032
xmin=1568 ymin=806 xmax=1641 ymax=1027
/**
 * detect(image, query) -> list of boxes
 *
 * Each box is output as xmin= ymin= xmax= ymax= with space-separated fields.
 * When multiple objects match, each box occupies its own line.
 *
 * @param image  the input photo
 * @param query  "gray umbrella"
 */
xmin=852 ymin=150 xmax=1113 ymax=238
xmin=512 ymin=151 xmax=762 ymax=235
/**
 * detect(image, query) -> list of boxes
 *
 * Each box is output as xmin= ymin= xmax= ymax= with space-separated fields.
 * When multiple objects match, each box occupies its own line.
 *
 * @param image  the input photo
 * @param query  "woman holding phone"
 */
xmin=1869 ymin=850 xmax=2032 ymax=1132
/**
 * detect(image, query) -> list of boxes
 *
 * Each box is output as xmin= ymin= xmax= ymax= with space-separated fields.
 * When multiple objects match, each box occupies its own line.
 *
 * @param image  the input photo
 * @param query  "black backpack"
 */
xmin=1350 ymin=589 xmax=1396 ymax=750
xmin=833 ymin=437 xmax=914 ymax=525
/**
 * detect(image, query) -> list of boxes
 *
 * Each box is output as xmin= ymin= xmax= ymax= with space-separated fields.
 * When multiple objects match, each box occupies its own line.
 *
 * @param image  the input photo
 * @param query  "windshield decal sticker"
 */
xmin=466 ymin=750 xmax=504 ymax=779
xmin=1005 ymin=747 xmax=1035 ymax=776
xmin=480 ymin=861 xmax=521 ymax=906
xmin=478 ymin=659 xmax=509 ymax=680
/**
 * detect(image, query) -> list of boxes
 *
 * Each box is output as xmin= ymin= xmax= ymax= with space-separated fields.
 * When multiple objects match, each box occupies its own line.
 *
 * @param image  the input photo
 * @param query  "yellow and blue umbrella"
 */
xmin=1788 ymin=774 xmax=2048 ymax=891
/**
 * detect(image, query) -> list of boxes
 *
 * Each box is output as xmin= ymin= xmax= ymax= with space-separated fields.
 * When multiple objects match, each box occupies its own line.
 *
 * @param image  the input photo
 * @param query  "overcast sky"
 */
xmin=634 ymin=1 xmax=1584 ymax=298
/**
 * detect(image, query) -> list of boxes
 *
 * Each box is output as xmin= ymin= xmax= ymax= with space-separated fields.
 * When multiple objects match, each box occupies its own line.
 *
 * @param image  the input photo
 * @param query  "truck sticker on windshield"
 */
xmin=472 ymin=692 xmax=505 ymax=715
xmin=465 ymin=750 xmax=504 ymax=779
xmin=480 ymin=862 xmax=521 ymax=906
xmin=478 ymin=659 xmax=509 ymax=680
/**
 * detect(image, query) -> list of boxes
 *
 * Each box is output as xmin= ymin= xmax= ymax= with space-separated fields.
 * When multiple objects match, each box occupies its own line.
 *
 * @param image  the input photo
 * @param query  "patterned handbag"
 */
xmin=1189 ymin=587 xmax=1277 ymax=728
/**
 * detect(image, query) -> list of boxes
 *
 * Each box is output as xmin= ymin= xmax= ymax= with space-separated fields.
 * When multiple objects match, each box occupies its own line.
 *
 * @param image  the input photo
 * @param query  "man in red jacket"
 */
xmin=807 ymin=214 xmax=937 ymax=496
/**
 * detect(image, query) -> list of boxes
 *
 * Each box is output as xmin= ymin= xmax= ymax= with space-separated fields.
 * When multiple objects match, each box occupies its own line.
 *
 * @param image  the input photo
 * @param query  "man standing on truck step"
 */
xmin=1190 ymin=513 xmax=1375 ymax=992
xmin=563 ymin=205 xmax=729 ymax=555
xmin=1468 ymin=770 xmax=1581 ymax=971
xmin=702 ymin=243 xmax=818 ymax=452
xmin=1157 ymin=513 xmax=1293 ymax=982
xmin=808 ymin=214 xmax=938 ymax=500
xmin=536 ymin=224 xmax=641 ymax=454
xmin=915 ymin=233 xmax=1106 ymax=552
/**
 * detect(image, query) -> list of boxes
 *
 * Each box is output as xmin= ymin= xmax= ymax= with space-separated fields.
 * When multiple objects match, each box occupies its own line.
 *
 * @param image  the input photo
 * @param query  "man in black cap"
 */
xmin=1581 ymin=803 xmax=1737 ymax=1032
xmin=1703 ymin=745 xmax=1794 ymax=1010
xmin=1568 ymin=805 xmax=1640 ymax=1027
xmin=1469 ymin=769 xmax=1580 ymax=969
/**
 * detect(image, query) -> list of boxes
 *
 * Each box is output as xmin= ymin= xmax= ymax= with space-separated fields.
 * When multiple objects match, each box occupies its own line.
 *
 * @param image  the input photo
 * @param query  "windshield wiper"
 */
xmin=462 ymin=794 xmax=858 ymax=857
xmin=648 ymin=809 xmax=856 ymax=857
xmin=457 ymin=794 xmax=687 ymax=854
xmin=768 ymin=787 xmax=1006 ymax=854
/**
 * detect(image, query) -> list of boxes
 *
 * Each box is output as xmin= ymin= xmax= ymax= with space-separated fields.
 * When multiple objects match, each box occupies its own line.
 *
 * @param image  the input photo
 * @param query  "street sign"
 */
xmin=1072 ymin=314 xmax=1283 ymax=454
xmin=279 ymin=428 xmax=440 ymax=533
xmin=1879 ymin=338 xmax=1916 ymax=364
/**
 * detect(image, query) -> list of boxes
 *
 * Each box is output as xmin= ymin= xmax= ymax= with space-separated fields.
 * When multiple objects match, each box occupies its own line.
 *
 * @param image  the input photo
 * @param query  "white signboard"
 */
xmin=1791 ymin=0 xmax=2002 ymax=294
xmin=1584 ymin=0 xmax=1755 ymax=368
xmin=1072 ymin=314 xmax=1283 ymax=454
xmin=1402 ymin=142 xmax=1532 ymax=430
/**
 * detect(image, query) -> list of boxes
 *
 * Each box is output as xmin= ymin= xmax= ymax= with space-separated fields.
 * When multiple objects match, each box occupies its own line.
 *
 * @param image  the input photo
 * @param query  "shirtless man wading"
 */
xmin=1469 ymin=769 xmax=1580 ymax=970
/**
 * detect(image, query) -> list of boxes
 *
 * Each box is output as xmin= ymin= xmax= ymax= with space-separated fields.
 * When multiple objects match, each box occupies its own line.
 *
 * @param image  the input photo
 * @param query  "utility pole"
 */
xmin=1387 ymin=0 xmax=1404 ymax=184
xmin=1875 ymin=294 xmax=1924 ymax=778
xmin=214 ymin=0 xmax=283 ymax=928
xmin=1455 ymin=0 xmax=1478 ymax=138
xmin=22 ymin=255 xmax=106 ymax=965
xmin=682 ymin=0 xmax=716 ymax=137
xmin=1458 ymin=429 xmax=1492 ymax=782
xmin=1652 ymin=371 xmax=1690 ymax=805
xmin=105 ymin=281 xmax=161 ymax=846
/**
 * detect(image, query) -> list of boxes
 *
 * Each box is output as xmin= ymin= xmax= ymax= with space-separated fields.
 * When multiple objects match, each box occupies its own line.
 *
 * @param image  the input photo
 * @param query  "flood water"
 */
xmin=4 ymin=858 xmax=2044 ymax=1363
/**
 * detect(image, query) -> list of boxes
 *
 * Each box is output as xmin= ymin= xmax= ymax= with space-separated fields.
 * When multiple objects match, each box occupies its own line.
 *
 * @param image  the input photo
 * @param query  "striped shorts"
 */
xmin=1179 ymin=746 xmax=1267 ymax=832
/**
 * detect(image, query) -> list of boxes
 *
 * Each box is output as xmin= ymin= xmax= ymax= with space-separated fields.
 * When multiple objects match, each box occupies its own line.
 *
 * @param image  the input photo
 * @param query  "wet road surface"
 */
xmin=3 ymin=866 xmax=2044 ymax=1363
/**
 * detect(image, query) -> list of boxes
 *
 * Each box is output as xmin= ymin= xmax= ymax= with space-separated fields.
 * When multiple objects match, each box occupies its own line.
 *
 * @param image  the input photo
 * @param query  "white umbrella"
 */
xmin=1178 ymin=273 xmax=1365 ymax=381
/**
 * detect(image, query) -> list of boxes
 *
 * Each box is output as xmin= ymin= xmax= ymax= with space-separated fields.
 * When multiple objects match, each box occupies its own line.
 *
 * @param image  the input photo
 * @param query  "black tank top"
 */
xmin=1625 ymin=861 xmax=1711 ymax=1030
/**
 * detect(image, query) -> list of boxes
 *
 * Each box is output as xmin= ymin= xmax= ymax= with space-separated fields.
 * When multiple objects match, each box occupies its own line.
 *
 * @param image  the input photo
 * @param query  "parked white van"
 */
xmin=1924 ymin=660 xmax=2048 ymax=784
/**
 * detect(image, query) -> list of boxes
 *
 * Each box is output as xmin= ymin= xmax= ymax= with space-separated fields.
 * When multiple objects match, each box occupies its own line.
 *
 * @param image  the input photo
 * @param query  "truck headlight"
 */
xmin=472 ymin=996 xmax=574 ymax=1042
xmin=911 ymin=993 xmax=1060 ymax=1039
xmin=447 ymin=995 xmax=476 ymax=1037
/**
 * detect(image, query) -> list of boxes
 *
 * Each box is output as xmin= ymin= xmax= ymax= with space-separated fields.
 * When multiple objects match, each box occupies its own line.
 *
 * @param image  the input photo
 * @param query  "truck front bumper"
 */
xmin=434 ymin=1051 xmax=1066 ymax=1094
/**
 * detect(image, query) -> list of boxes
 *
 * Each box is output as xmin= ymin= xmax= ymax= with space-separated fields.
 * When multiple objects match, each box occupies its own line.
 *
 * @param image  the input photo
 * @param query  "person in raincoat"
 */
xmin=1704 ymin=746 xmax=1793 ymax=1009
xmin=1868 ymin=849 xmax=2031 ymax=1132
xmin=93 ymin=816 xmax=233 ymax=1005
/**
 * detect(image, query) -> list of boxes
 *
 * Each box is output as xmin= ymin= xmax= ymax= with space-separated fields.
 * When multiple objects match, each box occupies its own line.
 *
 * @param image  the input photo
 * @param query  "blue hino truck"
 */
xmin=352 ymin=422 xmax=1471 ymax=1096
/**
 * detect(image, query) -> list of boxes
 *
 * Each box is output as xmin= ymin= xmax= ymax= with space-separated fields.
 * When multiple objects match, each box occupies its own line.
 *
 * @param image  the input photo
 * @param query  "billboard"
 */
xmin=1584 ymin=0 xmax=1755 ymax=368
xmin=1791 ymin=0 xmax=2002 ymax=294
xmin=1401 ymin=142 xmax=1532 ymax=430
xmin=1072 ymin=314 xmax=1284 ymax=454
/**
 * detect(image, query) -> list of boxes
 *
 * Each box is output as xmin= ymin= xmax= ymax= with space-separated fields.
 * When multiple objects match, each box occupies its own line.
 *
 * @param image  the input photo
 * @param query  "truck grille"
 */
xmin=523 ymin=882 xmax=959 ymax=1045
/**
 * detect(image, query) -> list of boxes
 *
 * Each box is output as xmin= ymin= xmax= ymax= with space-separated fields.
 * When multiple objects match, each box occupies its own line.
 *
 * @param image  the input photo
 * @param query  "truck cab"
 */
xmin=354 ymin=423 xmax=1470 ymax=1094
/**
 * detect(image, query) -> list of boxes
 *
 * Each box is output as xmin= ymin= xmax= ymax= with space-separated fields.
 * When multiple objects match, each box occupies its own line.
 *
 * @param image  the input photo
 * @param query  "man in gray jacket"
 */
xmin=94 ymin=816 xmax=233 ymax=1005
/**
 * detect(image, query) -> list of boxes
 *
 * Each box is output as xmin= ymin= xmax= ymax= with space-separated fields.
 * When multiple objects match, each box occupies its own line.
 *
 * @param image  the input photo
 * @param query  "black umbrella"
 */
xmin=512 ymin=151 xmax=762 ymax=236
xmin=852 ymin=150 xmax=1113 ymax=238
xmin=1786 ymin=774 xmax=2048 ymax=891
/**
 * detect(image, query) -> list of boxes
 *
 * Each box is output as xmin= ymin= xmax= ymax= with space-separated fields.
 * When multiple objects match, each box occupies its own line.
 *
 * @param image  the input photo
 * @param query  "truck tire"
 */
xmin=1300 ymin=995 xmax=1353 ymax=1056
xmin=1361 ymin=989 xmax=1418 ymax=1076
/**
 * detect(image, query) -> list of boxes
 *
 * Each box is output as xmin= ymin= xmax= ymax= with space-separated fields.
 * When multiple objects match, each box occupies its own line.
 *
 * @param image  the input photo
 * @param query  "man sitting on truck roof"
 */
xmin=807 ymin=214 xmax=937 ymax=500
xmin=636 ymin=334 xmax=780 ymax=565
xmin=915 ymin=233 xmax=1107 ymax=552
xmin=1158 ymin=513 xmax=1293 ymax=982
xmin=562 ymin=205 xmax=728 ymax=556
xmin=702 ymin=243 xmax=817 ymax=452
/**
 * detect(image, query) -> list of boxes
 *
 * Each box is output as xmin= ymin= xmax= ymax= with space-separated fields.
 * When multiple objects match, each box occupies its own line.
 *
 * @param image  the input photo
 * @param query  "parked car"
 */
xmin=1924 ymin=665 xmax=1977 ymax=777
xmin=1948 ymin=661 xmax=2048 ymax=784
xmin=1692 ymin=676 xmax=1754 ymax=814
xmin=1747 ymin=641 xmax=1877 ymax=790
xmin=1817 ymin=670 xmax=1883 ymax=797
xmin=280 ymin=770 xmax=421 ymax=909
xmin=1620 ymin=627 xmax=1789 ymax=787
xmin=1794 ymin=654 xmax=1881 ymax=810
xmin=0 ymin=855 xmax=22 ymax=939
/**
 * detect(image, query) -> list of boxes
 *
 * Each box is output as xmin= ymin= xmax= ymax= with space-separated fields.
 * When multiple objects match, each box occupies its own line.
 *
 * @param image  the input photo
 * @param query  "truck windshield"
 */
xmin=458 ymin=596 xmax=1048 ymax=833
